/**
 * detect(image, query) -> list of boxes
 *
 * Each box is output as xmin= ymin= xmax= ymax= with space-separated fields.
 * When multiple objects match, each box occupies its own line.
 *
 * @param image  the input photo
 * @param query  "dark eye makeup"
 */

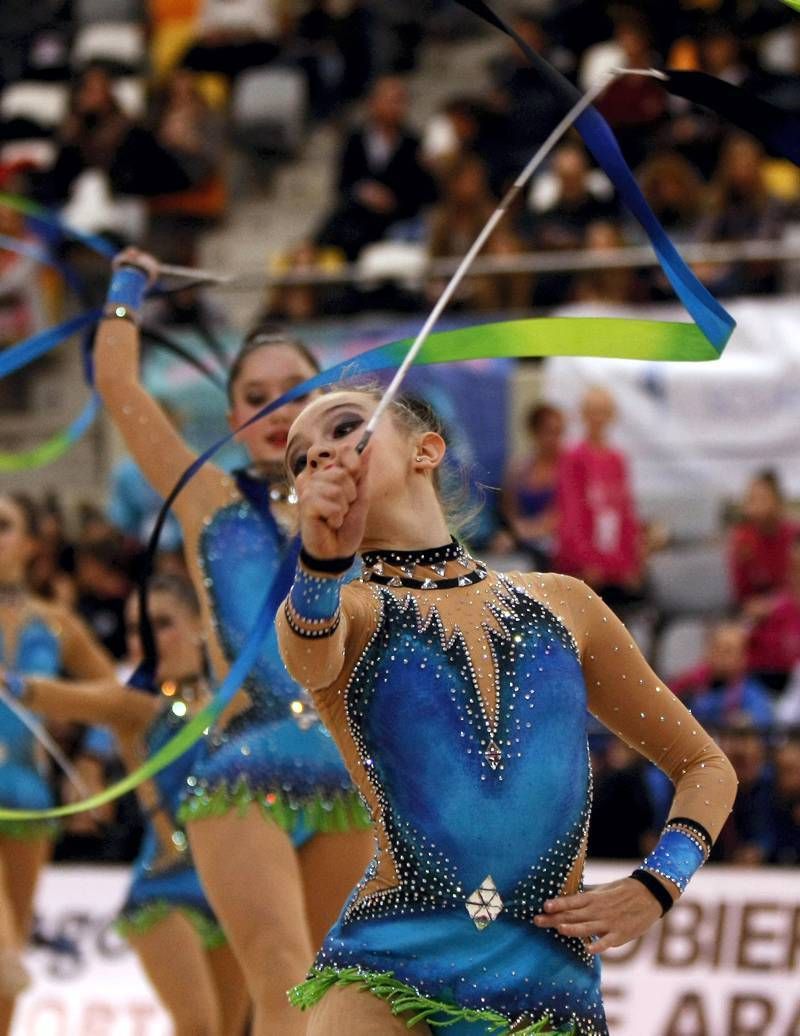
xmin=287 ymin=406 xmax=366 ymax=478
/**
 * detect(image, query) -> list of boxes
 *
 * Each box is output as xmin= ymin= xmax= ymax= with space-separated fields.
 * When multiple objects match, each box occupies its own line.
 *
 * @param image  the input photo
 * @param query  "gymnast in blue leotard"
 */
xmin=9 ymin=573 xmax=249 ymax=1036
xmin=0 ymin=494 xmax=114 ymax=1035
xmin=94 ymin=248 xmax=374 ymax=1036
xmin=277 ymin=388 xmax=738 ymax=1035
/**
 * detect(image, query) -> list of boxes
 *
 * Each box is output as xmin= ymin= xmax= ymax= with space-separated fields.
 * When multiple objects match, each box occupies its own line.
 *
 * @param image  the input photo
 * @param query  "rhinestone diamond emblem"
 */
xmin=485 ymin=740 xmax=503 ymax=769
xmin=466 ymin=875 xmax=504 ymax=930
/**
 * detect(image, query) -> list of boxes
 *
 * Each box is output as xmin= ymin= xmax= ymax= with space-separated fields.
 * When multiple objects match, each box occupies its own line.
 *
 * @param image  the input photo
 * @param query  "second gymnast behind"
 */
xmin=276 ymin=388 xmax=739 ymax=1036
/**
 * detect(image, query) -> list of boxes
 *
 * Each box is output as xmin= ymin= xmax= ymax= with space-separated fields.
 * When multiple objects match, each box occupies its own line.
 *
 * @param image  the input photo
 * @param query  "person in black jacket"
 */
xmin=315 ymin=76 xmax=437 ymax=260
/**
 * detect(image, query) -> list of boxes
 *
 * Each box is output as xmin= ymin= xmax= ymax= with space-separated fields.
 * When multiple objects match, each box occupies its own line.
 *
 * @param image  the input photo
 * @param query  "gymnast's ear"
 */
xmin=412 ymin=431 xmax=446 ymax=472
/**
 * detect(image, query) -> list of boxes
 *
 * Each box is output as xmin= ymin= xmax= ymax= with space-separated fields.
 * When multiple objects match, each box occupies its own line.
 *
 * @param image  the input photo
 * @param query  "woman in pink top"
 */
xmin=729 ymin=470 xmax=796 ymax=608
xmin=555 ymin=386 xmax=642 ymax=610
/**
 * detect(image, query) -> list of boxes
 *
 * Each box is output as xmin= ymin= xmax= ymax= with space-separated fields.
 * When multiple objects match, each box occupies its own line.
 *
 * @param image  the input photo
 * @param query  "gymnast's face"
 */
xmin=0 ymin=497 xmax=35 ymax=583
xmin=286 ymin=391 xmax=445 ymax=538
xmin=125 ymin=591 xmax=203 ymax=683
xmin=228 ymin=344 xmax=319 ymax=466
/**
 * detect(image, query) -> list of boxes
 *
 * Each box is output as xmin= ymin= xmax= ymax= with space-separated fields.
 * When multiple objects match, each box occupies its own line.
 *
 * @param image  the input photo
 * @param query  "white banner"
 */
xmin=588 ymin=863 xmax=800 ymax=1036
xmin=542 ymin=297 xmax=800 ymax=505
xmin=13 ymin=867 xmax=169 ymax=1036
xmin=12 ymin=863 xmax=800 ymax=1035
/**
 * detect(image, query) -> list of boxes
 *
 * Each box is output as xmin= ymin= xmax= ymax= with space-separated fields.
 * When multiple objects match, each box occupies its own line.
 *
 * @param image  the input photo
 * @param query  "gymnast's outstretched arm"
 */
xmin=93 ymin=249 xmax=225 ymax=526
xmin=10 ymin=674 xmax=157 ymax=734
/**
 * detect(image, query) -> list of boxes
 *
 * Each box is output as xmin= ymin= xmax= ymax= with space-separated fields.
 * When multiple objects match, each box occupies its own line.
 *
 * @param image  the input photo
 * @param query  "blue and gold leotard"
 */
xmin=118 ymin=685 xmax=224 ymax=947
xmin=179 ymin=472 xmax=369 ymax=845
xmin=277 ymin=541 xmax=737 ymax=1035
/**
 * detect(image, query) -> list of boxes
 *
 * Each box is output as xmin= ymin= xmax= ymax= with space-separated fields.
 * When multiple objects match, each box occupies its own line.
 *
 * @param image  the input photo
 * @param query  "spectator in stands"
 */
xmin=40 ymin=64 xmax=133 ymax=204
xmin=427 ymin=155 xmax=530 ymax=311
xmin=263 ymin=241 xmax=348 ymax=320
xmin=484 ymin=14 xmax=567 ymax=187
xmin=694 ymin=132 xmax=786 ymax=297
xmin=572 ymin=220 xmax=640 ymax=304
xmin=671 ymin=619 xmax=774 ymax=730
xmin=637 ymin=151 xmax=706 ymax=241
xmin=729 ymin=469 xmax=796 ymax=606
xmin=714 ymin=719 xmax=776 ymax=864
xmin=747 ymin=535 xmax=800 ymax=692
xmin=592 ymin=9 xmax=667 ymax=167
xmin=554 ymin=386 xmax=643 ymax=611
xmin=421 ymin=96 xmax=487 ymax=178
xmin=587 ymin=737 xmax=658 ymax=859
xmin=180 ymin=0 xmax=282 ymax=80
xmin=73 ymin=537 xmax=130 ymax=659
xmin=148 ymin=69 xmax=227 ymax=261
xmin=527 ymin=141 xmax=617 ymax=306
xmin=315 ymin=76 xmax=438 ymax=260
xmin=770 ymin=736 xmax=800 ymax=864
xmin=38 ymin=63 xmax=189 ymax=216
xmin=293 ymin=0 xmax=372 ymax=118
xmin=498 ymin=402 xmax=564 ymax=568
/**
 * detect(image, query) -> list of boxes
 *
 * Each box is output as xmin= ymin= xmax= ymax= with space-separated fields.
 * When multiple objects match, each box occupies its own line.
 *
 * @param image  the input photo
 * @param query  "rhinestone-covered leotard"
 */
xmin=0 ymin=613 xmax=63 ymax=837
xmin=118 ymin=692 xmax=224 ymax=947
xmin=277 ymin=544 xmax=737 ymax=1034
xmin=180 ymin=472 xmax=368 ymax=843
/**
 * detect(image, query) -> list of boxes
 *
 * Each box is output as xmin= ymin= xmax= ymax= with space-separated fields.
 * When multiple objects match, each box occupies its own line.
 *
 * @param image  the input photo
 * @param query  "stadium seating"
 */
xmin=231 ymin=66 xmax=307 ymax=157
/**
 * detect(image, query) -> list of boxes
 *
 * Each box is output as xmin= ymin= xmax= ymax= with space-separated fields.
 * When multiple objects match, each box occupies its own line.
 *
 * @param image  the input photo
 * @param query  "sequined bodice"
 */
xmin=0 ymin=616 xmax=61 ymax=764
xmin=145 ymin=702 xmax=206 ymax=827
xmin=199 ymin=498 xmax=300 ymax=720
xmin=344 ymin=576 xmax=592 ymax=923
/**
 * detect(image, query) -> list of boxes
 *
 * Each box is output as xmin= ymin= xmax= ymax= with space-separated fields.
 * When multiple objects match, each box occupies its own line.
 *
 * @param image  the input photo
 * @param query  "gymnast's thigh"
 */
xmin=306 ymin=983 xmax=432 ymax=1035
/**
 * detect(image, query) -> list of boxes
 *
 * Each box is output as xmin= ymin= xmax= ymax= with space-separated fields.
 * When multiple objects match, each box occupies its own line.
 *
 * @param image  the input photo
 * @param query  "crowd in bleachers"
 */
xmin=1 ymin=1 xmax=799 ymax=303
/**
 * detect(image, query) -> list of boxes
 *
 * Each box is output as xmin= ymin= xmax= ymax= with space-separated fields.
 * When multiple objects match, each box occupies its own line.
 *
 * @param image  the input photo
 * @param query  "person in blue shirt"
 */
xmin=683 ymin=620 xmax=775 ymax=732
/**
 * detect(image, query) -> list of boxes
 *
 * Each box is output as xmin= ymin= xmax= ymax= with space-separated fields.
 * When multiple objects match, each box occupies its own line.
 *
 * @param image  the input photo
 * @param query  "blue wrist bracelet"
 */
xmin=641 ymin=824 xmax=709 ymax=893
xmin=106 ymin=265 xmax=149 ymax=312
xmin=289 ymin=562 xmax=345 ymax=623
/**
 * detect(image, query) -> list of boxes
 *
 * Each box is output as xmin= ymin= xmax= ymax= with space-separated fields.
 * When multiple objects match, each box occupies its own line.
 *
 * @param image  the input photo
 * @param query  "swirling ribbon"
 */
xmin=659 ymin=70 xmax=800 ymax=165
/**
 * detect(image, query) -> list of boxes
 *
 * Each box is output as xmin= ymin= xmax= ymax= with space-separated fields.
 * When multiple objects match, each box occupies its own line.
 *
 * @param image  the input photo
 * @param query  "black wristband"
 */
xmin=630 ymin=869 xmax=675 ymax=916
xmin=299 ymin=547 xmax=355 ymax=575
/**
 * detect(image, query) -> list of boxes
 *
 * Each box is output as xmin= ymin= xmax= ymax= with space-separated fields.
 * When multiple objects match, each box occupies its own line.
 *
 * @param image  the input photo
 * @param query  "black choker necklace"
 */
xmin=361 ymin=538 xmax=487 ymax=591
xmin=362 ymin=537 xmax=467 ymax=569
xmin=362 ymin=567 xmax=487 ymax=591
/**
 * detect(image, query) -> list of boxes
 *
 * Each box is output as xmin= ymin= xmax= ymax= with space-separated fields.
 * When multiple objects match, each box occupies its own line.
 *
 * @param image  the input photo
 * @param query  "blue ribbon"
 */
xmin=452 ymin=0 xmax=734 ymax=351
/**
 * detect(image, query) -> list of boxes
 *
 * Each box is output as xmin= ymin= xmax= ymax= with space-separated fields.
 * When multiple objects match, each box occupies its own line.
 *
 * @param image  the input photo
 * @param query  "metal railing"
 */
xmin=212 ymin=238 xmax=800 ymax=292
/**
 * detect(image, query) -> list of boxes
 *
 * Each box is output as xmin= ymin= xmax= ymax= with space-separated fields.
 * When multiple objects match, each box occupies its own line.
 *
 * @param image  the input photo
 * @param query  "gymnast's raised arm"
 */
xmin=93 ymin=248 xmax=225 ymax=526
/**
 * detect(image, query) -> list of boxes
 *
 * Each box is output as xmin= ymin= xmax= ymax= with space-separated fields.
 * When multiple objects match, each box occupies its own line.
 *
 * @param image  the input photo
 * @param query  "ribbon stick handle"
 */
xmin=355 ymin=68 xmax=649 ymax=455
